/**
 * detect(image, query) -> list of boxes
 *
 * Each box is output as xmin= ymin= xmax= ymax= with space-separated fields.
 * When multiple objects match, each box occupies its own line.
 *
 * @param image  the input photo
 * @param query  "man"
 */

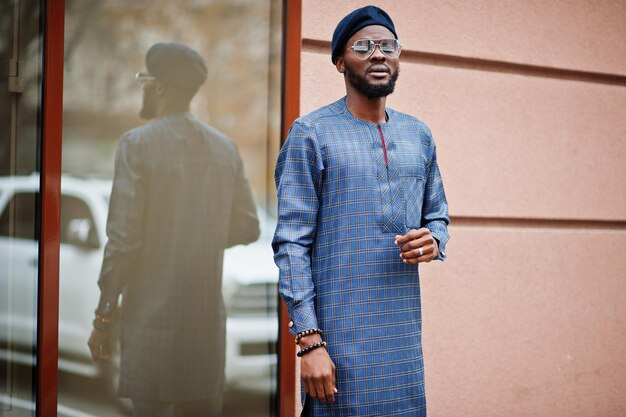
xmin=88 ymin=43 xmax=259 ymax=416
xmin=273 ymin=6 xmax=450 ymax=417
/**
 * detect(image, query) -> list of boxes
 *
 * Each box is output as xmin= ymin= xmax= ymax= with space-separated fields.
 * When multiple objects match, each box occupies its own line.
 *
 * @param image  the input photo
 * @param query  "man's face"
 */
xmin=338 ymin=25 xmax=400 ymax=99
xmin=139 ymin=79 xmax=159 ymax=120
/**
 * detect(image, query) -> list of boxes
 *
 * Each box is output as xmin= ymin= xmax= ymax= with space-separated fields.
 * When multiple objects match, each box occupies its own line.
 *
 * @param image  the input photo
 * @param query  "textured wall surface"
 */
xmin=298 ymin=1 xmax=626 ymax=416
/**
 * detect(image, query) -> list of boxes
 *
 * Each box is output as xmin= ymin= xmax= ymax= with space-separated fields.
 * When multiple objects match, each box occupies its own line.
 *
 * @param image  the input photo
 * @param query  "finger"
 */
xmin=400 ymin=234 xmax=434 ymax=252
xmin=400 ymin=239 xmax=419 ymax=253
xmin=400 ymin=245 xmax=435 ymax=262
xmin=320 ymin=375 xmax=333 ymax=402
xmin=95 ymin=346 xmax=112 ymax=362
xmin=312 ymin=379 xmax=326 ymax=402
xmin=319 ymin=371 xmax=335 ymax=402
xmin=402 ymin=252 xmax=434 ymax=264
xmin=399 ymin=238 xmax=415 ymax=252
xmin=395 ymin=229 xmax=419 ymax=243
xmin=322 ymin=366 xmax=336 ymax=403
xmin=403 ymin=244 xmax=433 ymax=258
xmin=101 ymin=343 xmax=112 ymax=360
xmin=409 ymin=228 xmax=429 ymax=240
xmin=324 ymin=378 xmax=336 ymax=403
xmin=88 ymin=336 xmax=100 ymax=360
xmin=395 ymin=229 xmax=419 ymax=245
xmin=304 ymin=378 xmax=323 ymax=402
xmin=89 ymin=340 xmax=111 ymax=362
xmin=330 ymin=363 xmax=336 ymax=394
xmin=399 ymin=236 xmax=434 ymax=254
xmin=88 ymin=345 xmax=98 ymax=361
xmin=324 ymin=389 xmax=335 ymax=402
xmin=90 ymin=347 xmax=104 ymax=362
xmin=302 ymin=375 xmax=320 ymax=401
xmin=400 ymin=245 xmax=434 ymax=259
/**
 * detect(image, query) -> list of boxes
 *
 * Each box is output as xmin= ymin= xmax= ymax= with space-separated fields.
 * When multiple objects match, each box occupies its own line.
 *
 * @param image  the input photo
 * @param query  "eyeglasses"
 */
xmin=135 ymin=72 xmax=156 ymax=82
xmin=349 ymin=38 xmax=403 ymax=60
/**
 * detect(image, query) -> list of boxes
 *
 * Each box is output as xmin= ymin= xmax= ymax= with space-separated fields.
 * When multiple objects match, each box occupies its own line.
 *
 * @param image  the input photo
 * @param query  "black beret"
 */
xmin=145 ymin=42 xmax=208 ymax=90
xmin=331 ymin=5 xmax=397 ymax=64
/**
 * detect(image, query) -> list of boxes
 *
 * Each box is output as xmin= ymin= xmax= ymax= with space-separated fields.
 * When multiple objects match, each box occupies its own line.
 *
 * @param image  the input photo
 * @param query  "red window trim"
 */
xmin=279 ymin=1 xmax=302 ymax=416
xmin=38 ymin=1 xmax=65 ymax=416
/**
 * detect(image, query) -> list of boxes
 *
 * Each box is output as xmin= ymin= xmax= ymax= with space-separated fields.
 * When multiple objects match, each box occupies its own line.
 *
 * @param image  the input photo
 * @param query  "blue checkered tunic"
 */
xmin=273 ymin=97 xmax=449 ymax=417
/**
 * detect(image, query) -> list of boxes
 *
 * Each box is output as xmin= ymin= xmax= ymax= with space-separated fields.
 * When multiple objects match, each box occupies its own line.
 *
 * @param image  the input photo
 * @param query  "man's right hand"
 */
xmin=88 ymin=328 xmax=113 ymax=363
xmin=299 ymin=334 xmax=337 ymax=403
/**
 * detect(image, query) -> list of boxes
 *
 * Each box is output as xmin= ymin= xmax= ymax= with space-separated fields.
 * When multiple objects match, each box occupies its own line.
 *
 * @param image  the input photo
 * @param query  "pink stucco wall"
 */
xmin=297 ymin=1 xmax=626 ymax=416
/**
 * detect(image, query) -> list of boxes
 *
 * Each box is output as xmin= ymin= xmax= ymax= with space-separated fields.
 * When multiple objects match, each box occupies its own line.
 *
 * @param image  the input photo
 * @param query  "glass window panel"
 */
xmin=60 ymin=1 xmax=282 ymax=415
xmin=0 ymin=194 xmax=37 ymax=240
xmin=0 ymin=0 xmax=44 ymax=415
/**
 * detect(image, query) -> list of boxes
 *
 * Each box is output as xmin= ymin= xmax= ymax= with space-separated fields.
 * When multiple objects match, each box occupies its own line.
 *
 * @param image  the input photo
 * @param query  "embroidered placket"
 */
xmin=375 ymin=124 xmax=404 ymax=233
xmin=377 ymin=124 xmax=389 ymax=168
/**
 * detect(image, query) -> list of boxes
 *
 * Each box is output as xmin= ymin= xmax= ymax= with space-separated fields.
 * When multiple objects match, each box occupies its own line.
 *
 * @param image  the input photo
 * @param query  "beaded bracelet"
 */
xmin=296 ymin=341 xmax=327 ymax=357
xmin=295 ymin=328 xmax=323 ymax=345
xmin=92 ymin=313 xmax=113 ymax=331
xmin=92 ymin=319 xmax=111 ymax=331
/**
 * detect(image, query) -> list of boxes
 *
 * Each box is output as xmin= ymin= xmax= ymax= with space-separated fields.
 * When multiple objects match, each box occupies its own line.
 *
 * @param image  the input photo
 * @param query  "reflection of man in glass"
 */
xmin=88 ymin=43 xmax=259 ymax=416
xmin=273 ymin=6 xmax=450 ymax=417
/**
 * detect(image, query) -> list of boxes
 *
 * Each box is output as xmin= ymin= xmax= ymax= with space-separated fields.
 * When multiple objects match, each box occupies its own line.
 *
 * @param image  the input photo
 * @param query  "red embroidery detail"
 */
xmin=377 ymin=124 xmax=388 ymax=168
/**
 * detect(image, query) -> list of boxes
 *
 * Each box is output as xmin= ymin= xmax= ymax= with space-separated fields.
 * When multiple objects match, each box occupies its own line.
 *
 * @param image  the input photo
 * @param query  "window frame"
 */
xmin=38 ymin=1 xmax=302 ymax=415
xmin=37 ymin=1 xmax=65 ymax=416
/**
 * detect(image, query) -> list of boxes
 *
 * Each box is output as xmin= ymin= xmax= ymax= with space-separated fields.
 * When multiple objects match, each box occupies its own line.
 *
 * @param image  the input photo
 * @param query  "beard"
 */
xmin=139 ymin=84 xmax=158 ymax=120
xmin=345 ymin=61 xmax=399 ymax=99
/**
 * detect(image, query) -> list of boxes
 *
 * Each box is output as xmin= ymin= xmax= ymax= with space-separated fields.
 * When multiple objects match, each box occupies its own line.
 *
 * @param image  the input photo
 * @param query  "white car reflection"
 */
xmin=0 ymin=174 xmax=278 ymax=400
xmin=223 ymin=208 xmax=278 ymax=392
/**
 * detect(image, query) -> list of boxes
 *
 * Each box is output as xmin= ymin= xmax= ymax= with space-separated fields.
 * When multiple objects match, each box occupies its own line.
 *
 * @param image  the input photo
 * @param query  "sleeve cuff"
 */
xmin=428 ymin=225 xmax=449 ymax=261
xmin=286 ymin=304 xmax=320 ymax=337
xmin=434 ymin=240 xmax=447 ymax=261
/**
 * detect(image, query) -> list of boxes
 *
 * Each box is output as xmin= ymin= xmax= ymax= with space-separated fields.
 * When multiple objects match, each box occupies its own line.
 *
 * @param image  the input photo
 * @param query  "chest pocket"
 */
xmin=403 ymin=174 xmax=426 ymax=230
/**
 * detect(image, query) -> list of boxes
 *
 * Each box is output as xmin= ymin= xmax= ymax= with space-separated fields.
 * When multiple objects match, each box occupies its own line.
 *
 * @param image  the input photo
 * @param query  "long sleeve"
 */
xmin=227 ymin=149 xmax=260 ymax=248
xmin=96 ymin=134 xmax=145 ymax=312
xmin=422 ymin=139 xmax=450 ymax=260
xmin=272 ymin=121 xmax=324 ymax=336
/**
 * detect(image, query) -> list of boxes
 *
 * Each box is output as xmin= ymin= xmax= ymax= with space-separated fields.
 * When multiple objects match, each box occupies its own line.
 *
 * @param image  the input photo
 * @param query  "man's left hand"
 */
xmin=395 ymin=228 xmax=438 ymax=264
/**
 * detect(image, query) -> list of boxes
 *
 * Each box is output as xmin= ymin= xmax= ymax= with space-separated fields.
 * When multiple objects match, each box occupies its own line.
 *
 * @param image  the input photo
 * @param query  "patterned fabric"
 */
xmin=273 ymin=97 xmax=449 ymax=416
xmin=98 ymin=112 xmax=259 ymax=401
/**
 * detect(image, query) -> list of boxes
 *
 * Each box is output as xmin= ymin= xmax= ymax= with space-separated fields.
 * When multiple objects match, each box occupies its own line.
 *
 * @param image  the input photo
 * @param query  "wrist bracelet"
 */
xmin=92 ymin=312 xmax=114 ymax=331
xmin=95 ymin=313 xmax=112 ymax=323
xmin=295 ymin=328 xmax=323 ymax=345
xmin=92 ymin=317 xmax=112 ymax=331
xmin=296 ymin=341 xmax=327 ymax=357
